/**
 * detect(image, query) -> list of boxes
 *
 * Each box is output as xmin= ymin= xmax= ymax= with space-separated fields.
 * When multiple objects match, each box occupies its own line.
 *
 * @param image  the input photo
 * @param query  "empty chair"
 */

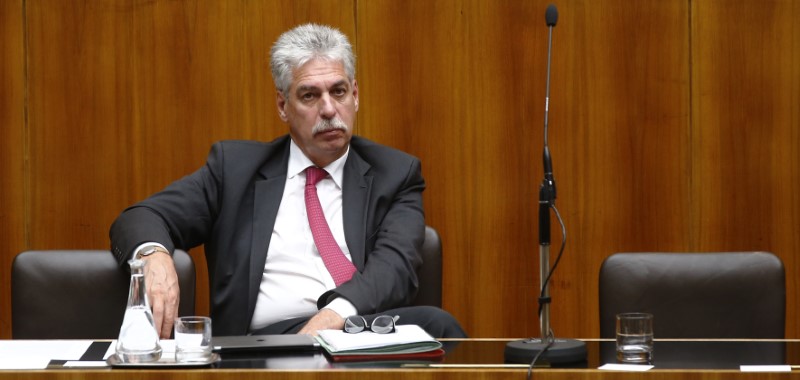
xmin=599 ymin=252 xmax=784 ymax=339
xmin=12 ymin=249 xmax=196 ymax=339
xmin=412 ymin=226 xmax=443 ymax=307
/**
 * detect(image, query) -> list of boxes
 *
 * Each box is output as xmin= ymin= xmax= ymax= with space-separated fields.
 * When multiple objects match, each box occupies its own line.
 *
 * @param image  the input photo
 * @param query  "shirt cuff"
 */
xmin=324 ymin=297 xmax=358 ymax=319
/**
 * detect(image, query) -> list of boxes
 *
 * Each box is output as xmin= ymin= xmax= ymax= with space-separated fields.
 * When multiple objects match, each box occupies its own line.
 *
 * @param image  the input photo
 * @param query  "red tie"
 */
xmin=305 ymin=167 xmax=356 ymax=286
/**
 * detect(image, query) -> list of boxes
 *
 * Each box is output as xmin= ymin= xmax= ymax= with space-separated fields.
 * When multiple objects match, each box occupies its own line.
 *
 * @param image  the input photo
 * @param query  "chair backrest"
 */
xmin=12 ymin=249 xmax=195 ymax=339
xmin=599 ymin=252 xmax=785 ymax=339
xmin=412 ymin=226 xmax=443 ymax=307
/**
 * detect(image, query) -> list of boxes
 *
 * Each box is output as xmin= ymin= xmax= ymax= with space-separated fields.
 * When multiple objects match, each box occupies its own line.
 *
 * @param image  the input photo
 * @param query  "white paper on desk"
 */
xmin=740 ymin=365 xmax=791 ymax=372
xmin=599 ymin=363 xmax=654 ymax=371
xmin=0 ymin=358 xmax=51 ymax=370
xmin=63 ymin=361 xmax=109 ymax=368
xmin=0 ymin=340 xmax=93 ymax=369
xmin=316 ymin=324 xmax=440 ymax=353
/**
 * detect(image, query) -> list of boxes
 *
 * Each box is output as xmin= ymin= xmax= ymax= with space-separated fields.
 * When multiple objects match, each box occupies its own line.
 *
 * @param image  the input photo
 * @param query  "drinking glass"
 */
xmin=174 ymin=316 xmax=212 ymax=363
xmin=616 ymin=312 xmax=653 ymax=363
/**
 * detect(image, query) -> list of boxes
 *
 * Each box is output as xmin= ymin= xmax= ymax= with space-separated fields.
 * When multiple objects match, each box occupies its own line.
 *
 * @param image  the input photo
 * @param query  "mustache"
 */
xmin=312 ymin=118 xmax=348 ymax=135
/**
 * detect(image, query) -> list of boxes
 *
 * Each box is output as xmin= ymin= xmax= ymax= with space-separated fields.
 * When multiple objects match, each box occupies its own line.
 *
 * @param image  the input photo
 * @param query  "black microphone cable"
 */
xmin=526 ymin=204 xmax=566 ymax=380
xmin=537 ymin=203 xmax=567 ymax=319
xmin=527 ymin=331 xmax=554 ymax=380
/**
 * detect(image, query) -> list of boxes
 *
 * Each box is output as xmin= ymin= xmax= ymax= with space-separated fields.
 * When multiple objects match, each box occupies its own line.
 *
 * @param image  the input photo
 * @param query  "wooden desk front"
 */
xmin=2 ymin=339 xmax=800 ymax=379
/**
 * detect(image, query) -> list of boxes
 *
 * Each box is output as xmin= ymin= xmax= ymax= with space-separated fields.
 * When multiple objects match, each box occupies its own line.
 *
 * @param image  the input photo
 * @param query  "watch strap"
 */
xmin=136 ymin=245 xmax=169 ymax=259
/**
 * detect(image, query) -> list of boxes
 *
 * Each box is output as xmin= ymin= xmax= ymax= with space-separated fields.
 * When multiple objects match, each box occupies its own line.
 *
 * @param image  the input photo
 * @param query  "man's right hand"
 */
xmin=142 ymin=251 xmax=181 ymax=339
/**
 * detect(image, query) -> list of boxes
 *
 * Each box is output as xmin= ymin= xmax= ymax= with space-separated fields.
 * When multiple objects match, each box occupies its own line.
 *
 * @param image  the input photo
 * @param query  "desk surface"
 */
xmin=3 ymin=339 xmax=800 ymax=379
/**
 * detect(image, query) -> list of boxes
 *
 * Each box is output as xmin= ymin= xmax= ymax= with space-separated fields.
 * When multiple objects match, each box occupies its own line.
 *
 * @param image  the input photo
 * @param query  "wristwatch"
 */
xmin=136 ymin=245 xmax=169 ymax=260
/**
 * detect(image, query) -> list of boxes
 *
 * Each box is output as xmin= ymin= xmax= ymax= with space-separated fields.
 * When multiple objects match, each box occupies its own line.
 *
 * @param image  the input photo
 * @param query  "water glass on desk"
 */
xmin=174 ymin=316 xmax=212 ymax=363
xmin=616 ymin=312 xmax=653 ymax=363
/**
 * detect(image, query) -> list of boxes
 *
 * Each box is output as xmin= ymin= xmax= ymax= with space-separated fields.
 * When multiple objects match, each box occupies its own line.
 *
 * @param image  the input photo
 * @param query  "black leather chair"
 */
xmin=412 ymin=226 xmax=443 ymax=307
xmin=12 ymin=249 xmax=195 ymax=339
xmin=599 ymin=252 xmax=785 ymax=339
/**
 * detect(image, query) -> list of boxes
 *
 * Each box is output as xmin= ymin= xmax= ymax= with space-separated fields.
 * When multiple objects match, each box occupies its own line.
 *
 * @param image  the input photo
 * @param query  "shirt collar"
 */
xmin=288 ymin=138 xmax=349 ymax=188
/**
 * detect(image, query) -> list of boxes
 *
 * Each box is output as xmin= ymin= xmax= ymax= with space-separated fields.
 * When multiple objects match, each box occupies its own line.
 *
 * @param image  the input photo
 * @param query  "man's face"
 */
xmin=277 ymin=58 xmax=358 ymax=167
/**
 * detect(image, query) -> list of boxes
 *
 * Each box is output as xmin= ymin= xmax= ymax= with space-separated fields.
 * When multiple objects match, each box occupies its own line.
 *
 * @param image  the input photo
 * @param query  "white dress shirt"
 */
xmin=248 ymin=139 xmax=357 ymax=331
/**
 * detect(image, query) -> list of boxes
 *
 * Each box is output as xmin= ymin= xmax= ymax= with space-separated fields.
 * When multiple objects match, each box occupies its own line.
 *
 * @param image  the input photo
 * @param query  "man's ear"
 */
xmin=276 ymin=91 xmax=288 ymax=121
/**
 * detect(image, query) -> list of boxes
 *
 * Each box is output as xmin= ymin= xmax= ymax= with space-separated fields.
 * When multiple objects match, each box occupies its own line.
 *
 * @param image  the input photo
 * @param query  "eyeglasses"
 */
xmin=343 ymin=315 xmax=400 ymax=334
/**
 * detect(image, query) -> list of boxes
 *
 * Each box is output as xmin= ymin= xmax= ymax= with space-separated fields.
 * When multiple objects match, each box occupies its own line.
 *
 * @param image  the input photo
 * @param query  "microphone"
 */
xmin=545 ymin=4 xmax=558 ymax=26
xmin=540 ymin=3 xmax=558 ymax=245
xmin=505 ymin=4 xmax=587 ymax=366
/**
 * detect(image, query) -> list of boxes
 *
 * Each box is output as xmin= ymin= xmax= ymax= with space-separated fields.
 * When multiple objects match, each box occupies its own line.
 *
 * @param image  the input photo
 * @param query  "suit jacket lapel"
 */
xmin=343 ymin=149 xmax=372 ymax=270
xmin=247 ymin=141 xmax=290 ymax=320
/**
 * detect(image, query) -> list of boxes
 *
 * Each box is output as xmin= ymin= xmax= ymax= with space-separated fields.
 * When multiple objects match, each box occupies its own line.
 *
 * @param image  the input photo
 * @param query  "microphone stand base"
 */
xmin=504 ymin=338 xmax=587 ymax=364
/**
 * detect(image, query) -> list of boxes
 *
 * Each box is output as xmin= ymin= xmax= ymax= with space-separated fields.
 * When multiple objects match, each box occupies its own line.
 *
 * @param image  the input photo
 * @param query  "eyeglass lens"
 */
xmin=344 ymin=316 xmax=368 ymax=334
xmin=370 ymin=315 xmax=396 ymax=334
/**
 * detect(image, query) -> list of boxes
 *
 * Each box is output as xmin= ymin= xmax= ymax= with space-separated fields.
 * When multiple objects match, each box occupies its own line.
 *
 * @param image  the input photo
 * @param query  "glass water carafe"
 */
xmin=115 ymin=258 xmax=162 ymax=362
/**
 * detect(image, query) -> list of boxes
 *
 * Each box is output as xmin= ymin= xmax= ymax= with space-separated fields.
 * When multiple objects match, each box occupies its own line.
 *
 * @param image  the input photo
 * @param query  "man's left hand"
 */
xmin=298 ymin=308 xmax=345 ymax=336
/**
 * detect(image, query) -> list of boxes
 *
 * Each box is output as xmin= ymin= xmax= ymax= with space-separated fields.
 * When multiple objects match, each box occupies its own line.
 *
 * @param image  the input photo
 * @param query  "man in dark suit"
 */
xmin=110 ymin=23 xmax=465 ymax=339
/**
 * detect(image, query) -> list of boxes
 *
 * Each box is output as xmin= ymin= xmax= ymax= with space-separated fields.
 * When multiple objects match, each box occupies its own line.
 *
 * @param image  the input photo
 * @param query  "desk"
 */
xmin=2 ymin=339 xmax=800 ymax=379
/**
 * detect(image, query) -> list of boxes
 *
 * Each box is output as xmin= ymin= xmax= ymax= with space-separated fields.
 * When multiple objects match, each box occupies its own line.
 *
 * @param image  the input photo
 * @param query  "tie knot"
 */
xmin=306 ymin=166 xmax=328 ymax=186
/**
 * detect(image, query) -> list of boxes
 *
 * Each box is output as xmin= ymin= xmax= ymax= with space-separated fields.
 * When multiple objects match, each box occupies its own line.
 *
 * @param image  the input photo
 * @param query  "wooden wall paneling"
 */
xmin=0 ymin=0 xmax=26 ymax=339
xmin=357 ymin=0 xmax=547 ymax=338
xmin=558 ymin=0 xmax=690 ymax=338
xmin=691 ymin=0 xmax=800 ymax=338
xmin=25 ymin=0 xmax=139 ymax=251
xmin=358 ymin=0 xmax=690 ymax=338
xmin=792 ymin=0 xmax=800 ymax=341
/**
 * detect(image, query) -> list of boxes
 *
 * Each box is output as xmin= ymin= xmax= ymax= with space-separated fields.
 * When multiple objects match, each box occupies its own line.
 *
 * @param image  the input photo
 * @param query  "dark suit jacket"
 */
xmin=110 ymin=135 xmax=426 ymax=336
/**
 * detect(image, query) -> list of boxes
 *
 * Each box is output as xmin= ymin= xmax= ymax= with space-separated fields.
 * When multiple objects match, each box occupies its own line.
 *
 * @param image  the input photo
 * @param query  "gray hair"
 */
xmin=270 ymin=24 xmax=356 ymax=97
